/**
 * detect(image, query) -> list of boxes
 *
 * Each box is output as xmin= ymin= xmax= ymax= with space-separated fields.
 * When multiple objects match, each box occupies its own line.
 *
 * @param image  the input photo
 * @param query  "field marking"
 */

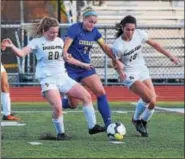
xmin=109 ymin=141 xmax=124 ymax=144
xmin=28 ymin=142 xmax=42 ymax=145
xmin=10 ymin=110 xmax=129 ymax=113
xmin=155 ymin=107 xmax=184 ymax=114
xmin=131 ymin=102 xmax=184 ymax=114
xmin=1 ymin=121 xmax=26 ymax=126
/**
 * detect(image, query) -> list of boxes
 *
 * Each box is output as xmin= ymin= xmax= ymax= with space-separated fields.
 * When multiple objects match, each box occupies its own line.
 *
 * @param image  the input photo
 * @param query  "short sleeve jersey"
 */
xmin=27 ymin=37 xmax=65 ymax=79
xmin=65 ymin=22 xmax=102 ymax=72
xmin=112 ymin=30 xmax=149 ymax=70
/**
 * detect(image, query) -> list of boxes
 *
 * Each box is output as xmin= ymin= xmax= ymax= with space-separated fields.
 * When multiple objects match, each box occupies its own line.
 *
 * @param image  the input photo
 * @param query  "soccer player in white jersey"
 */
xmin=111 ymin=15 xmax=180 ymax=137
xmin=1 ymin=63 xmax=21 ymax=120
xmin=1 ymin=17 xmax=105 ymax=140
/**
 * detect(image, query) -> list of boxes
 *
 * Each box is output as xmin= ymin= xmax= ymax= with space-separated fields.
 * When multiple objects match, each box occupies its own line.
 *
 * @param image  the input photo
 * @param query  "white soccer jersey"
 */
xmin=27 ymin=37 xmax=65 ymax=79
xmin=112 ymin=29 xmax=149 ymax=71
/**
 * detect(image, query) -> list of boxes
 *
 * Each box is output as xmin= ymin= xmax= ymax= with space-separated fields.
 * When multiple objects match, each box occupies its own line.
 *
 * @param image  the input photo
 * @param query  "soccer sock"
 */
xmin=82 ymin=106 xmax=96 ymax=129
xmin=141 ymin=107 xmax=155 ymax=122
xmin=1 ymin=92 xmax=11 ymax=116
xmin=133 ymin=99 xmax=147 ymax=120
xmin=52 ymin=116 xmax=65 ymax=134
xmin=62 ymin=98 xmax=71 ymax=109
xmin=97 ymin=95 xmax=112 ymax=128
xmin=62 ymin=95 xmax=71 ymax=109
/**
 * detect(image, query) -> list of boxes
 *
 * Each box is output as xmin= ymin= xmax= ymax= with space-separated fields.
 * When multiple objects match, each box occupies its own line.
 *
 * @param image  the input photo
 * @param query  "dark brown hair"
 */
xmin=115 ymin=15 xmax=137 ymax=38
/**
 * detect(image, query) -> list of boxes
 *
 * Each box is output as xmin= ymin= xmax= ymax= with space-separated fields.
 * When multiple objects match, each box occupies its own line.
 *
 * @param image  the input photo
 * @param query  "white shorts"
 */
xmin=1 ymin=63 xmax=6 ymax=73
xmin=39 ymin=73 xmax=77 ymax=94
xmin=122 ymin=66 xmax=151 ymax=88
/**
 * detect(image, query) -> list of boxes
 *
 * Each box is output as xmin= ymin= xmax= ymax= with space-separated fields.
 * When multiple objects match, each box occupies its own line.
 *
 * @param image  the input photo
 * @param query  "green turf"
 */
xmin=1 ymin=102 xmax=184 ymax=158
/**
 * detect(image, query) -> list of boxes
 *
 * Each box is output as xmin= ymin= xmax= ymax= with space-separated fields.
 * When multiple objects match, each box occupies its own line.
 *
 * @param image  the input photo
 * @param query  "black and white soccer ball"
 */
xmin=106 ymin=122 xmax=126 ymax=140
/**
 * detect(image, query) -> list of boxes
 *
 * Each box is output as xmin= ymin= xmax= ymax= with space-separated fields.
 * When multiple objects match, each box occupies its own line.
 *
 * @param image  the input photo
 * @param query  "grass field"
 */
xmin=1 ymin=101 xmax=184 ymax=158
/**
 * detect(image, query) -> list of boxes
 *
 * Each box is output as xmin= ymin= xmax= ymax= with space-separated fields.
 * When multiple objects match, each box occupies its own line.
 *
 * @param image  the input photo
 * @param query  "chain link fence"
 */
xmin=1 ymin=24 xmax=184 ymax=85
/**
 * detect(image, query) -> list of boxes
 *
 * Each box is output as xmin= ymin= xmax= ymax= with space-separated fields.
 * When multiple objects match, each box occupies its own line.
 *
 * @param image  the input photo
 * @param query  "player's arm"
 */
xmin=146 ymin=39 xmax=180 ymax=64
xmin=97 ymin=38 xmax=117 ymax=61
xmin=63 ymin=37 xmax=93 ymax=70
xmin=97 ymin=38 xmax=124 ymax=74
xmin=1 ymin=38 xmax=31 ymax=57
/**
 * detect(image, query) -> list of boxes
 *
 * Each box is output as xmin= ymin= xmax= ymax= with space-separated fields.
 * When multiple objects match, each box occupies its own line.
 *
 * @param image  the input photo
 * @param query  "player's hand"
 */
xmin=118 ymin=70 xmax=126 ymax=81
xmin=1 ymin=38 xmax=13 ymax=51
xmin=170 ymin=56 xmax=181 ymax=65
xmin=81 ymin=63 xmax=94 ymax=70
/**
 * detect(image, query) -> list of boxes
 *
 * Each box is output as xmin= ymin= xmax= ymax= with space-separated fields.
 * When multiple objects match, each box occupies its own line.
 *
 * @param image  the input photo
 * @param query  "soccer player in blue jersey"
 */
xmin=62 ymin=6 xmax=124 ymax=129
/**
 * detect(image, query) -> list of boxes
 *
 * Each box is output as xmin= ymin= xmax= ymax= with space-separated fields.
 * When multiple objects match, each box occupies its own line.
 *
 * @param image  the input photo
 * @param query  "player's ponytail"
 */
xmin=115 ymin=23 xmax=123 ymax=38
xmin=115 ymin=15 xmax=137 ymax=38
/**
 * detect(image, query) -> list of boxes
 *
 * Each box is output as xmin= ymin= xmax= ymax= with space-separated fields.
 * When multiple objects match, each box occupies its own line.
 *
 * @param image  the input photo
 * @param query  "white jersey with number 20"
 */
xmin=112 ymin=29 xmax=149 ymax=71
xmin=27 ymin=37 xmax=65 ymax=79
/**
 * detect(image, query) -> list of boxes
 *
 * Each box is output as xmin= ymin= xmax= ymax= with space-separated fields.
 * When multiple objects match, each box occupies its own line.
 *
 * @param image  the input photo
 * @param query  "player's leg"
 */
xmin=66 ymin=82 xmax=105 ymax=135
xmin=140 ymin=79 xmax=157 ymax=132
xmin=1 ymin=69 xmax=21 ymax=120
xmin=130 ymin=80 xmax=156 ymax=137
xmin=81 ymin=73 xmax=112 ymax=129
xmin=43 ymin=88 xmax=70 ymax=140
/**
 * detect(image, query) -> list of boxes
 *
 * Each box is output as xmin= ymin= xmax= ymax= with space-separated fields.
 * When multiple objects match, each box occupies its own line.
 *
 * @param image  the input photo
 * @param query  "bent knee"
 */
xmin=143 ymin=95 xmax=156 ymax=109
xmin=94 ymin=89 xmax=106 ymax=97
xmin=84 ymin=93 xmax=92 ymax=102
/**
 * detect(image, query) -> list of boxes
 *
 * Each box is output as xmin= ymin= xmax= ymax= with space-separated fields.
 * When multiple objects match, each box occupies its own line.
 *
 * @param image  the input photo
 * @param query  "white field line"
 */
xmin=1 ymin=121 xmax=26 ymax=126
xmin=4 ymin=110 xmax=129 ymax=113
xmin=131 ymin=102 xmax=184 ymax=114
xmin=28 ymin=142 xmax=43 ymax=145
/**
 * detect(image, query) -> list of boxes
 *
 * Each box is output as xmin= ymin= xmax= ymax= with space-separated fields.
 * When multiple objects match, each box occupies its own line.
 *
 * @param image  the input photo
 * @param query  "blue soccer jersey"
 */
xmin=65 ymin=22 xmax=102 ymax=72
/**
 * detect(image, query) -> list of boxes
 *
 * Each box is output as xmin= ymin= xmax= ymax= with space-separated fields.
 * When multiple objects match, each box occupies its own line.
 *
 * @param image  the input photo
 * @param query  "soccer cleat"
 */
xmin=56 ymin=133 xmax=71 ymax=140
xmin=2 ymin=115 xmax=21 ymax=121
xmin=88 ymin=124 xmax=105 ymax=135
xmin=132 ymin=117 xmax=148 ymax=137
xmin=141 ymin=119 xmax=149 ymax=137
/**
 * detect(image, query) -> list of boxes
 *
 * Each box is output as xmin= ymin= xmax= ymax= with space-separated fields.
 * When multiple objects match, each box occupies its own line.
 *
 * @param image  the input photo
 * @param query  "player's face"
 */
xmin=122 ymin=23 xmax=136 ymax=41
xmin=83 ymin=16 xmax=97 ymax=32
xmin=44 ymin=26 xmax=59 ymax=41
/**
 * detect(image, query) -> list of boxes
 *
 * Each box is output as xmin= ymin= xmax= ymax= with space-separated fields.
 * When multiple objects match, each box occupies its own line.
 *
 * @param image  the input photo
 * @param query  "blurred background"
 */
xmin=1 ymin=0 xmax=184 ymax=86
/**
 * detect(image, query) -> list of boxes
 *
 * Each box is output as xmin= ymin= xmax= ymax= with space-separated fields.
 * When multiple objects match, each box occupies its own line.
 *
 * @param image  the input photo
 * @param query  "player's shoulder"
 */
xmin=70 ymin=22 xmax=81 ymax=29
xmin=54 ymin=37 xmax=64 ymax=46
xmin=29 ymin=37 xmax=42 ymax=45
xmin=55 ymin=37 xmax=64 ymax=42
xmin=114 ymin=36 xmax=123 ymax=45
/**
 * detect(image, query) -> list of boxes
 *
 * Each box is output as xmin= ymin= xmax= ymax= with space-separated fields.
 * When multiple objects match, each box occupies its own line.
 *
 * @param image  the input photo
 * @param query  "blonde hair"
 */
xmin=81 ymin=6 xmax=97 ymax=17
xmin=21 ymin=17 xmax=59 ymax=37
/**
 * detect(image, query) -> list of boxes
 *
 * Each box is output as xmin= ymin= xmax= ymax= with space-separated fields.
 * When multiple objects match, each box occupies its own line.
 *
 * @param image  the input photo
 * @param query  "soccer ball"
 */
xmin=106 ymin=122 xmax=126 ymax=141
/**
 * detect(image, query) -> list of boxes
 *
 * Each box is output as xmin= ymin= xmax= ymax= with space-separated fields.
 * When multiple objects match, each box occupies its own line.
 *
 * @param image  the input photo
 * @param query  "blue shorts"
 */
xmin=67 ymin=68 xmax=96 ymax=82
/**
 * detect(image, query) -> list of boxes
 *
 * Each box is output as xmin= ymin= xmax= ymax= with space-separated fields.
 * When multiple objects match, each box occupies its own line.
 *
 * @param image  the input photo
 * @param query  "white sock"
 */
xmin=141 ymin=107 xmax=155 ymax=121
xmin=1 ymin=92 xmax=11 ymax=116
xmin=133 ymin=99 xmax=147 ymax=120
xmin=52 ymin=116 xmax=65 ymax=134
xmin=82 ymin=106 xmax=96 ymax=129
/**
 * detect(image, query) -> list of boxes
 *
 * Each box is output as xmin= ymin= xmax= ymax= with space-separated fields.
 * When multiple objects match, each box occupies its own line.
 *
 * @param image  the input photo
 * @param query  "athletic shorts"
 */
xmin=1 ymin=63 xmax=6 ymax=73
xmin=122 ymin=66 xmax=151 ymax=88
xmin=67 ymin=68 xmax=96 ymax=82
xmin=39 ymin=73 xmax=77 ymax=94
